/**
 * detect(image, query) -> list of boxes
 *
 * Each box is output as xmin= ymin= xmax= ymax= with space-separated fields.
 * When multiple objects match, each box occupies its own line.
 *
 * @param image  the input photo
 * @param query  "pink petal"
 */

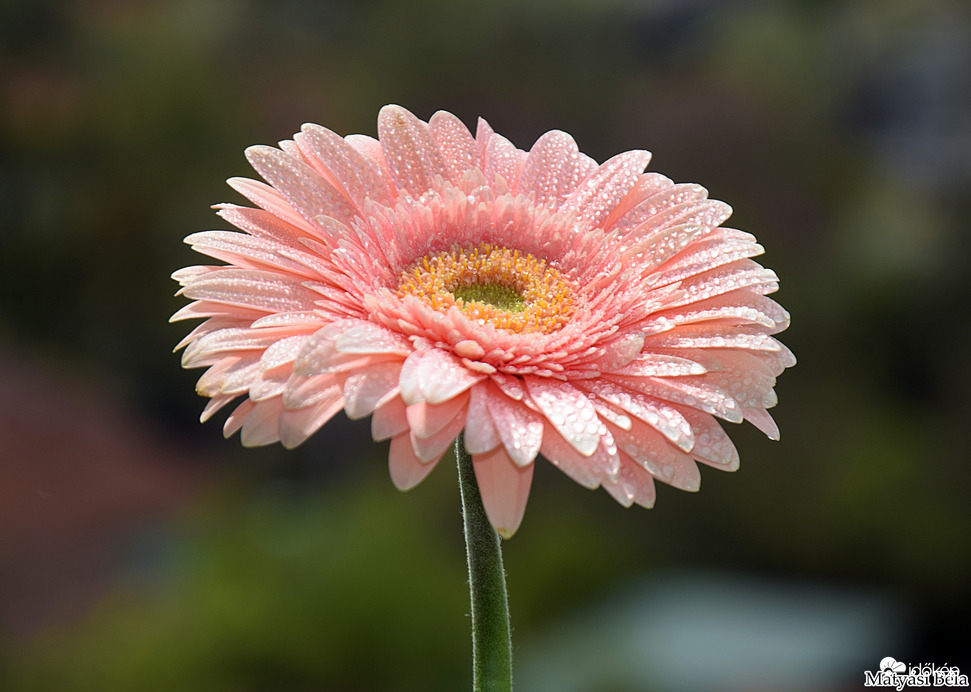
xmin=602 ymin=173 xmax=675 ymax=231
xmin=195 ymin=356 xmax=245 ymax=397
xmin=343 ymin=361 xmax=401 ymax=420
xmin=582 ymin=379 xmax=696 ymax=452
xmin=183 ymin=231 xmax=320 ymax=279
xmin=388 ymin=432 xmax=441 ymax=490
xmin=343 ymin=135 xmax=390 ymax=186
xmin=200 ymin=394 xmax=236 ymax=423
xmin=179 ymin=269 xmax=319 ymax=316
xmin=612 ymin=353 xmax=707 ymax=378
xmin=662 ymin=261 xmax=780 ymax=307
xmin=409 ymin=401 xmax=467 ymax=463
xmin=642 ymin=292 xmax=788 ymax=334
xmin=523 ymin=377 xmax=601 ymax=457
xmin=474 ymin=117 xmax=495 ymax=161
xmin=183 ymin=327 xmax=303 ymax=369
xmin=406 ymin=391 xmax=471 ymax=439
xmin=371 ymin=395 xmax=409 ymax=441
xmin=463 ymin=384 xmax=501 ymax=454
xmin=278 ymin=394 xmax=344 ymax=449
xmin=245 ymin=145 xmax=358 ymax=226
xmin=678 ymin=408 xmax=739 ymax=470
xmin=519 ymin=130 xmax=598 ymax=208
xmin=744 ymin=407 xmax=780 ymax=440
xmin=538 ymin=427 xmax=603 ymax=489
xmin=216 ymin=204 xmax=311 ymax=248
xmin=616 ymin=182 xmax=709 ymax=232
xmin=296 ymin=123 xmax=395 ymax=208
xmin=485 ymin=389 xmax=544 ymax=467
xmin=429 ymin=110 xmax=478 ymax=186
xmin=226 ymin=177 xmax=320 ymax=236
xmin=561 ymin=150 xmax=652 ymax=229
xmin=334 ymin=320 xmax=411 ymax=355
xmin=248 ymin=369 xmax=289 ymax=402
xmin=282 ymin=373 xmax=342 ymax=410
xmin=611 ymin=418 xmax=699 ymax=490
xmin=602 ymin=457 xmax=657 ymax=508
xmin=240 ymin=399 xmax=284 ymax=447
xmin=619 ymin=376 xmax=743 ymax=424
xmin=215 ymin=357 xmax=262 ymax=396
xmin=377 ymin=105 xmax=447 ymax=198
xmin=473 ymin=446 xmax=534 ymax=539
xmin=399 ymin=349 xmax=484 ymax=405
xmin=223 ymin=399 xmax=254 ymax=437
xmin=483 ymin=133 xmax=527 ymax=191
xmin=597 ymin=332 xmax=647 ymax=370
xmin=294 ymin=320 xmax=408 ymax=377
xmin=259 ymin=335 xmax=310 ymax=372
xmin=620 ymin=223 xmax=709 ymax=277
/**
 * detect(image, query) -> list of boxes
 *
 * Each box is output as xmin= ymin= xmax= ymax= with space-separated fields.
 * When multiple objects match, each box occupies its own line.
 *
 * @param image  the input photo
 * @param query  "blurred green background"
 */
xmin=2 ymin=0 xmax=970 ymax=689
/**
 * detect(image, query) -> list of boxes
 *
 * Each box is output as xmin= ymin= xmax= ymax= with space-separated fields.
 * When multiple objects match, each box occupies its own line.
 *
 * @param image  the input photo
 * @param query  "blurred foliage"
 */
xmin=5 ymin=463 xmax=469 ymax=691
xmin=2 ymin=0 xmax=971 ymax=687
xmin=2 ymin=454 xmax=640 ymax=691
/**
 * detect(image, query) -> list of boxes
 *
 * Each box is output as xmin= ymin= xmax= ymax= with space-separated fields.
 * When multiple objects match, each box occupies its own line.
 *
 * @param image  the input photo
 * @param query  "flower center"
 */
xmin=397 ymin=244 xmax=575 ymax=333
xmin=451 ymin=283 xmax=524 ymax=312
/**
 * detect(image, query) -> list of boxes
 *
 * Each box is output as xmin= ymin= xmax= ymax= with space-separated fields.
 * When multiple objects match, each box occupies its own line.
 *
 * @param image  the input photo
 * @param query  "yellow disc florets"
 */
xmin=397 ymin=244 xmax=575 ymax=334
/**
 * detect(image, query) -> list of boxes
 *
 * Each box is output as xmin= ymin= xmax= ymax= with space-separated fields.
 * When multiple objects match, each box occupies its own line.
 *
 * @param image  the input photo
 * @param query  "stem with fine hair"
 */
xmin=456 ymin=433 xmax=513 ymax=692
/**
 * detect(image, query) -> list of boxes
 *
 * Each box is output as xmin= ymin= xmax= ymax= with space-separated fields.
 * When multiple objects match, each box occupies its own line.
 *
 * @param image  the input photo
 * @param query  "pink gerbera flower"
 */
xmin=172 ymin=105 xmax=793 ymax=538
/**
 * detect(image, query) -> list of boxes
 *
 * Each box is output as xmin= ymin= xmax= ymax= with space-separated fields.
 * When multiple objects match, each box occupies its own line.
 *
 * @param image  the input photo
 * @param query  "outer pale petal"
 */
xmin=409 ymin=402 xmax=467 ymax=463
xmin=344 ymin=134 xmax=387 ymax=170
xmin=406 ymin=392 xmax=471 ymax=439
xmin=223 ymin=399 xmax=253 ymax=437
xmin=294 ymin=320 xmax=409 ymax=377
xmin=744 ymin=407 xmax=780 ymax=440
xmin=389 ymin=432 xmax=442 ymax=490
xmin=225 ymin=177 xmax=320 ymax=236
xmin=524 ymin=377 xmax=601 ymax=457
xmin=483 ymin=133 xmax=527 ymax=191
xmin=183 ymin=327 xmax=302 ymax=369
xmin=183 ymin=231 xmax=321 ymax=279
xmin=240 ymin=399 xmax=284 ymax=447
xmin=463 ymin=384 xmax=501 ymax=454
xmin=603 ymin=457 xmax=657 ymax=509
xmin=519 ymin=130 xmax=597 ymax=207
xmin=678 ymin=407 xmax=740 ymax=470
xmin=278 ymin=394 xmax=344 ymax=449
xmin=485 ymin=389 xmax=544 ymax=467
xmin=296 ymin=123 xmax=395 ymax=208
xmin=399 ymin=349 xmax=484 ymax=405
xmin=377 ymin=105 xmax=447 ymax=198
xmin=343 ymin=361 xmax=401 ymax=420
xmin=200 ymin=394 xmax=236 ymax=423
xmin=581 ymin=379 xmax=696 ymax=453
xmin=429 ymin=110 xmax=478 ymax=185
xmin=371 ymin=395 xmax=409 ymax=441
xmin=244 ymin=146 xmax=356 ymax=227
xmin=334 ymin=321 xmax=411 ymax=355
xmin=538 ymin=428 xmax=603 ymax=489
xmin=473 ymin=446 xmax=535 ymax=539
xmin=560 ymin=150 xmax=652 ymax=229
xmin=178 ymin=269 xmax=320 ymax=315
xmin=283 ymin=373 xmax=342 ymax=410
xmin=612 ymin=418 xmax=700 ymax=491
xmin=544 ymin=424 xmax=623 ymax=487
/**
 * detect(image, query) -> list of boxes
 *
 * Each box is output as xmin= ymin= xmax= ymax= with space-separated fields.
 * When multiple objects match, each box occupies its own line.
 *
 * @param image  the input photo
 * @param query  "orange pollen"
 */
xmin=397 ymin=244 xmax=575 ymax=334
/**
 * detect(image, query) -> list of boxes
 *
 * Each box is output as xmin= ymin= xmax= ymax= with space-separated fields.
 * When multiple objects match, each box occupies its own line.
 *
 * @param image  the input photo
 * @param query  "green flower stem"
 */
xmin=456 ymin=433 xmax=513 ymax=692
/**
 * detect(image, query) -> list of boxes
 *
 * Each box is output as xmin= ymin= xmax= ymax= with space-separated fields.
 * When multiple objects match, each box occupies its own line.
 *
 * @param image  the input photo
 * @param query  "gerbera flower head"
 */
xmin=173 ymin=105 xmax=794 ymax=538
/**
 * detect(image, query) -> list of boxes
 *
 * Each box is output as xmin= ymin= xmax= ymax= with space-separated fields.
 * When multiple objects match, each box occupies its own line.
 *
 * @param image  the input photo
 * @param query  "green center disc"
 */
xmin=451 ymin=283 xmax=525 ymax=312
